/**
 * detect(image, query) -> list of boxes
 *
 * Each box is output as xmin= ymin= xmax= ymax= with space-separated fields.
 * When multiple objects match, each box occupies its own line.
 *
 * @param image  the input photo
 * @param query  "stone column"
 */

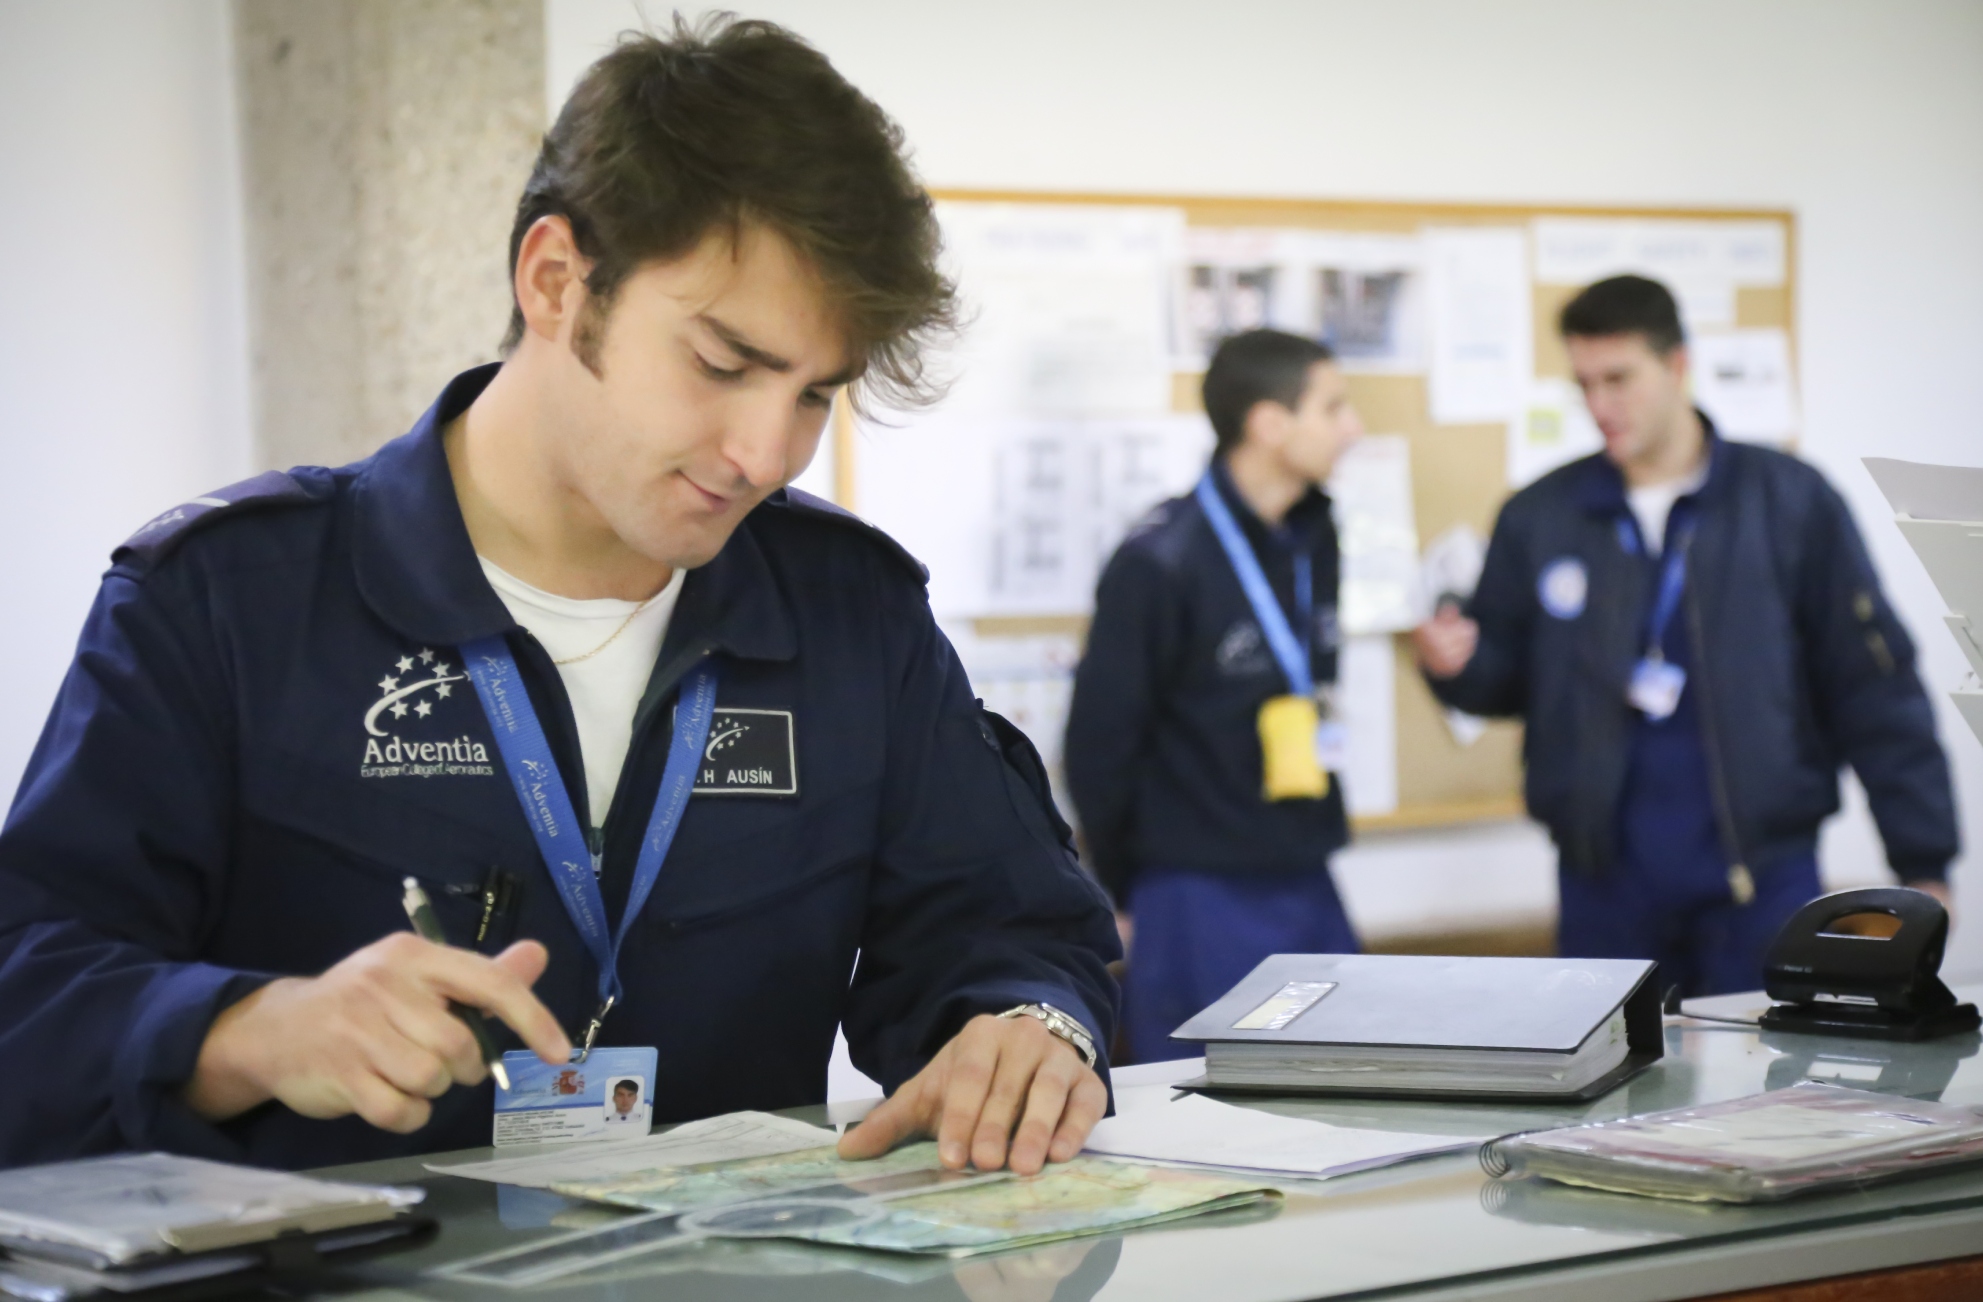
xmin=233 ymin=0 xmax=544 ymax=470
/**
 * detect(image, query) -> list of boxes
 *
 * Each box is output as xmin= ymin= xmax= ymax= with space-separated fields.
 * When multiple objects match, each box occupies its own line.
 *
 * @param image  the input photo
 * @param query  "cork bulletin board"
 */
xmin=835 ymin=190 xmax=1798 ymax=834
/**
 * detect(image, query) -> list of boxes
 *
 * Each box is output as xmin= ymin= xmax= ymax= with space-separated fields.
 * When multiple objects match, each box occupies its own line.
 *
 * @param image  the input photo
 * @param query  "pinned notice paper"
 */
xmin=1509 ymin=378 xmax=1603 ymax=488
xmin=1329 ymin=434 xmax=1420 ymax=634
xmin=1426 ymin=228 xmax=1532 ymax=425
xmin=1691 ymin=329 xmax=1797 ymax=443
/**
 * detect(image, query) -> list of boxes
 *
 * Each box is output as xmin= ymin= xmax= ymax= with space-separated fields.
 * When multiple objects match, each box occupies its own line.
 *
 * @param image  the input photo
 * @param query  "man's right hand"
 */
xmin=183 ymin=933 xmax=570 ymax=1133
xmin=1412 ymin=606 xmax=1480 ymax=680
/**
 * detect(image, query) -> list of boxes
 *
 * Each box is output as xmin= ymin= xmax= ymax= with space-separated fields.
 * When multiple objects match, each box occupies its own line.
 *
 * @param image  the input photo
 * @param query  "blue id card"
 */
xmin=492 ymin=1046 xmax=658 ymax=1148
xmin=1628 ymin=657 xmax=1687 ymax=721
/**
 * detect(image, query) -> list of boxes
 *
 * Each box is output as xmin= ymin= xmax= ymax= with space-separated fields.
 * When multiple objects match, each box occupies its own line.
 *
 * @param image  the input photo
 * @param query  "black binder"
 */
xmin=1171 ymin=953 xmax=1664 ymax=1102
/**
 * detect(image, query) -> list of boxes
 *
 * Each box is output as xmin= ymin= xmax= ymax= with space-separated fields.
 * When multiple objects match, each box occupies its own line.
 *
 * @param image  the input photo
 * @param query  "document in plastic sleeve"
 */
xmin=431 ymin=1111 xmax=836 ymax=1188
xmin=1483 ymin=1082 xmax=1983 ymax=1202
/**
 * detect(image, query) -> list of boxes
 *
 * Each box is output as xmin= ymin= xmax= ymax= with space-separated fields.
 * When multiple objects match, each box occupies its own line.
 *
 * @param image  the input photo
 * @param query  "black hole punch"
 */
xmin=1759 ymin=887 xmax=1980 ymax=1041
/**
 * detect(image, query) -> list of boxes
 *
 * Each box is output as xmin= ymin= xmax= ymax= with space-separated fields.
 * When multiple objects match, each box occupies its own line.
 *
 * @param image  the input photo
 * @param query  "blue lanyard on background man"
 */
xmin=1195 ymin=474 xmax=1313 ymax=696
xmin=1645 ymin=530 xmax=1693 ymax=661
xmin=461 ymin=635 xmax=719 ymax=1060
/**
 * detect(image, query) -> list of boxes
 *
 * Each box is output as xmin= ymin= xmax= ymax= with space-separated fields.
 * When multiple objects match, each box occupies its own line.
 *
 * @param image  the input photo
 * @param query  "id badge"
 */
xmin=1258 ymin=694 xmax=1329 ymax=801
xmin=1628 ymin=657 xmax=1687 ymax=721
xmin=493 ymin=1045 xmax=658 ymax=1148
xmin=1312 ymin=686 xmax=1349 ymax=774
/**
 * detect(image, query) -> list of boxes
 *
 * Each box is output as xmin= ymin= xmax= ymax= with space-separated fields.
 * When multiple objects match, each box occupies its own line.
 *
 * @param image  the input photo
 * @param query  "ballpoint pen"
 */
xmin=401 ymin=877 xmax=512 ymax=1091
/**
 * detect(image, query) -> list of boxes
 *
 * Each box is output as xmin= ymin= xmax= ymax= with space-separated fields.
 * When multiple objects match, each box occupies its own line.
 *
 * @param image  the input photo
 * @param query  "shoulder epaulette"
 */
xmin=767 ymin=487 xmax=930 ymax=584
xmin=112 ymin=469 xmax=316 ymax=572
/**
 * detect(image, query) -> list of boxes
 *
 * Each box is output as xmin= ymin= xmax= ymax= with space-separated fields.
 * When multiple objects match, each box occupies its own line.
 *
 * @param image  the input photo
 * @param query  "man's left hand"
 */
xmin=837 ymin=1012 xmax=1107 ymax=1176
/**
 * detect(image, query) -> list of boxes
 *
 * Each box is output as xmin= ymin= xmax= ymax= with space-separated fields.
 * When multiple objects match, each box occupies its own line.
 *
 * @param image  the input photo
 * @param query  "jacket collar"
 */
xmin=351 ymin=364 xmax=796 ymax=663
xmin=1209 ymin=458 xmax=1332 ymax=548
xmin=1573 ymin=408 xmax=1727 ymax=515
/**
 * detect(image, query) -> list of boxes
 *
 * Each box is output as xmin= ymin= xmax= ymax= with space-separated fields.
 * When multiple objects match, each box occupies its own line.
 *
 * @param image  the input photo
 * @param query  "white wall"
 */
xmin=552 ymin=0 xmax=1983 ymax=975
xmin=0 ymin=1 xmax=253 ymax=799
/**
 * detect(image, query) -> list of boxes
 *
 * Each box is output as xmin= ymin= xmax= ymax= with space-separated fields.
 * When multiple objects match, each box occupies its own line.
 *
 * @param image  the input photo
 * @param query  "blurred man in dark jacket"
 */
xmin=1067 ymin=330 xmax=1365 ymax=1061
xmin=1413 ymin=275 xmax=1956 ymax=996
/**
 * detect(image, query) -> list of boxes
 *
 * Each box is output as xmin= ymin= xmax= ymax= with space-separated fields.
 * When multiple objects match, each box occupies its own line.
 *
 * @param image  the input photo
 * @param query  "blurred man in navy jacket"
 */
xmin=1067 ymin=330 xmax=1365 ymax=1062
xmin=1413 ymin=276 xmax=1956 ymax=996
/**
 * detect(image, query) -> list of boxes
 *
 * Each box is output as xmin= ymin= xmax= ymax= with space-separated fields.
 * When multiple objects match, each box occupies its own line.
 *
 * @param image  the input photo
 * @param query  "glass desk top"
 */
xmin=317 ymin=988 xmax=1983 ymax=1302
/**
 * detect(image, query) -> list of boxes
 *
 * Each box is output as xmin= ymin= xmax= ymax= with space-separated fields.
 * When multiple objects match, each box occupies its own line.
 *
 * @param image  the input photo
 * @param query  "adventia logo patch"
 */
xmin=359 ymin=648 xmax=495 ymax=780
xmin=694 ymin=707 xmax=797 ymax=796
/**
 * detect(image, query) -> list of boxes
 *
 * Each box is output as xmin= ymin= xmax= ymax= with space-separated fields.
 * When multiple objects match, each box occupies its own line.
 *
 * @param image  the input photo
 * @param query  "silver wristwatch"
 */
xmin=999 ymin=1002 xmax=1098 ymax=1069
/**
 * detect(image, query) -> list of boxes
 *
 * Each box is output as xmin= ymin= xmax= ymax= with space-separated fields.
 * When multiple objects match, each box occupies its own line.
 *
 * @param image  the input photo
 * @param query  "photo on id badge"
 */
xmin=492 ymin=1047 xmax=658 ymax=1147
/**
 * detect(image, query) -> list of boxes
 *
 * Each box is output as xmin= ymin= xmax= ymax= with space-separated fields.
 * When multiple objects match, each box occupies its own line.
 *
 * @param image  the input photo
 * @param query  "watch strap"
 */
xmin=998 ymin=1002 xmax=1098 ymax=1069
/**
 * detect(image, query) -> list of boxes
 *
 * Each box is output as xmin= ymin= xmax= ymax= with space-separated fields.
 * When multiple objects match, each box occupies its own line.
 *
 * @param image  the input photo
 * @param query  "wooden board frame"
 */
xmin=838 ymin=189 xmax=1797 ymax=834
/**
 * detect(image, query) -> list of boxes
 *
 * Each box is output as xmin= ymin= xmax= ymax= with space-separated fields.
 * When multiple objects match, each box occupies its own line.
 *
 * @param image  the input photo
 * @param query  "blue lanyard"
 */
xmin=1642 ymin=524 xmax=1695 ymax=663
xmin=1195 ymin=474 xmax=1314 ymax=696
xmin=460 ymin=636 xmax=719 ymax=1057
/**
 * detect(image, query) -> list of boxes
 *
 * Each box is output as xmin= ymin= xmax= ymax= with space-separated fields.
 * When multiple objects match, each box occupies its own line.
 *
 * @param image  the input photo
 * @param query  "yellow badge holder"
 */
xmin=1258 ymin=694 xmax=1330 ymax=801
xmin=1195 ymin=474 xmax=1334 ymax=805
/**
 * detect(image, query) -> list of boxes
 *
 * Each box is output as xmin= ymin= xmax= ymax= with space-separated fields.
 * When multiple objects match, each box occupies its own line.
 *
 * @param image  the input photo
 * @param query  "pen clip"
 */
xmin=574 ymin=994 xmax=615 ymax=1063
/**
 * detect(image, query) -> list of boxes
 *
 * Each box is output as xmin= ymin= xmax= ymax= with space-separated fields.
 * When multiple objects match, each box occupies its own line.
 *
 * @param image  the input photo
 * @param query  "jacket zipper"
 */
xmin=1683 ymin=567 xmax=1755 ymax=905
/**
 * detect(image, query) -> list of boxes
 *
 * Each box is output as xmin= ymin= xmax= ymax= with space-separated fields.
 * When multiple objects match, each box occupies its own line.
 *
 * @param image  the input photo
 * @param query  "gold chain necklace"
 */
xmin=552 ymin=597 xmax=654 ymax=666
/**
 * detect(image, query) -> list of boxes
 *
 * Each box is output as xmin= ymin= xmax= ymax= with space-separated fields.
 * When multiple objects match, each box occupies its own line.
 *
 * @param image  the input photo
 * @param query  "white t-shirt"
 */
xmin=480 ymin=558 xmax=685 ymax=830
xmin=1626 ymin=457 xmax=1710 ymax=557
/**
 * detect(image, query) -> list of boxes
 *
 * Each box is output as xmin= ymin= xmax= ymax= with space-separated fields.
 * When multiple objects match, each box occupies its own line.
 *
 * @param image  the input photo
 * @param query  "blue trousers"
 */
xmin=1557 ymin=853 xmax=1821 ymax=998
xmin=1122 ymin=865 xmax=1358 ymax=1064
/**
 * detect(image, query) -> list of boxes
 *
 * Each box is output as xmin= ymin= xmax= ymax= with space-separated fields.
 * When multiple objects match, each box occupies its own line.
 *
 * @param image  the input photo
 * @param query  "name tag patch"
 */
xmin=694 ymin=707 xmax=797 ymax=796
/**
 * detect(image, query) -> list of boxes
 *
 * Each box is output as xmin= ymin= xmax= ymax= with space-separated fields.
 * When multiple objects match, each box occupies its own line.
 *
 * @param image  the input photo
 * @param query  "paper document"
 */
xmin=426 ymin=1111 xmax=834 ymax=1189
xmin=1426 ymin=228 xmax=1532 ymax=425
xmin=1084 ymin=1086 xmax=1486 ymax=1178
xmin=1865 ymin=457 xmax=1983 ymax=523
xmin=1508 ymin=378 xmax=1602 ymax=489
xmin=1530 ymin=217 xmax=1783 ymax=332
xmin=1328 ymin=434 xmax=1420 ymax=634
xmin=931 ymin=201 xmax=1182 ymax=419
xmin=1894 ymin=518 xmax=1983 ymax=624
xmin=1690 ymin=329 xmax=1797 ymax=442
xmin=1956 ymin=690 xmax=1983 ymax=750
xmin=1338 ymin=635 xmax=1398 ymax=816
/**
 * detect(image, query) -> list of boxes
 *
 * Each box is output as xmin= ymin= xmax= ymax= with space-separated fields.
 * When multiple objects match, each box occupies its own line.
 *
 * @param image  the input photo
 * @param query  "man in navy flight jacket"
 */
xmin=0 ymin=19 xmax=1118 ymax=1172
xmin=1414 ymin=275 xmax=1957 ymax=996
xmin=1067 ymin=330 xmax=1365 ymax=1062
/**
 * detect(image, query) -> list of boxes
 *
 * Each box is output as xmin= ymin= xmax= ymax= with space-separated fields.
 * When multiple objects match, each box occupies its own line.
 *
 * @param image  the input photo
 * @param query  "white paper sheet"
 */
xmin=933 ymin=201 xmax=1183 ymax=419
xmin=426 ymin=1111 xmax=835 ymax=1189
xmin=1895 ymin=518 xmax=1983 ymax=627
xmin=1865 ymin=457 xmax=1983 ymax=522
xmin=1956 ymin=689 xmax=1983 ymax=750
xmin=857 ymin=413 xmax=1213 ymax=622
xmin=985 ymin=415 xmax=1215 ymax=617
xmin=1690 ymin=329 xmax=1797 ymax=442
xmin=1338 ymin=635 xmax=1398 ymax=817
xmin=1533 ymin=218 xmax=1785 ymax=289
xmin=1426 ymin=228 xmax=1532 ymax=425
xmin=1947 ymin=616 xmax=1983 ymax=679
xmin=1328 ymin=434 xmax=1421 ymax=634
xmin=1531 ymin=217 xmax=1784 ymax=333
xmin=1084 ymin=1086 xmax=1485 ymax=1178
xmin=1507 ymin=377 xmax=1603 ymax=489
